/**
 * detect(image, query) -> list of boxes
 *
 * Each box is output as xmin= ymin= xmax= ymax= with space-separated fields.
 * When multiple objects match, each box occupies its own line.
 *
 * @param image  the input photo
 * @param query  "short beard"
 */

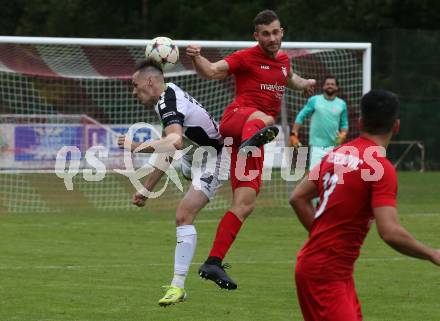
xmin=324 ymin=89 xmax=336 ymax=96
xmin=264 ymin=42 xmax=280 ymax=54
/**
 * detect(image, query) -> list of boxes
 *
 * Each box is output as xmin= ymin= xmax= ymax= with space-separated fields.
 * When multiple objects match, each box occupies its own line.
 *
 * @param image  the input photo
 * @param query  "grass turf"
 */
xmin=1 ymin=172 xmax=439 ymax=321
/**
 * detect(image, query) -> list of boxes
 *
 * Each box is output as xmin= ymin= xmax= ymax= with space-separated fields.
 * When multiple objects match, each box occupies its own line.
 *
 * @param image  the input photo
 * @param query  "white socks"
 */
xmin=171 ymin=225 xmax=197 ymax=289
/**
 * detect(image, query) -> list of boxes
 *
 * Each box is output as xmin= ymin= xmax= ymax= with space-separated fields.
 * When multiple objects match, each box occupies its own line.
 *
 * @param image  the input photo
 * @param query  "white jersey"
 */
xmin=154 ymin=83 xmax=223 ymax=152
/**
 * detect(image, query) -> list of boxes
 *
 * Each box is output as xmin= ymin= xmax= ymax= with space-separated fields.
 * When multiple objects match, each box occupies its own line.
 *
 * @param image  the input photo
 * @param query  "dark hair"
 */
xmin=134 ymin=58 xmax=163 ymax=74
xmin=254 ymin=10 xmax=279 ymax=28
xmin=361 ymin=89 xmax=399 ymax=135
xmin=323 ymin=75 xmax=338 ymax=86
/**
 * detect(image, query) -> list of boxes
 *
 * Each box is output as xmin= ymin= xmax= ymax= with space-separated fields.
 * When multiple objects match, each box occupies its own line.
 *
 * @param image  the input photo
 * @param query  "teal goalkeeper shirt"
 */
xmin=295 ymin=94 xmax=348 ymax=147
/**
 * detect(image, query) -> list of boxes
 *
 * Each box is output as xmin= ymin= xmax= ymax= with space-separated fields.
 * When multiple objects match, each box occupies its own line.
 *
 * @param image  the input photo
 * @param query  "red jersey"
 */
xmin=297 ymin=136 xmax=397 ymax=280
xmin=224 ymin=45 xmax=290 ymax=118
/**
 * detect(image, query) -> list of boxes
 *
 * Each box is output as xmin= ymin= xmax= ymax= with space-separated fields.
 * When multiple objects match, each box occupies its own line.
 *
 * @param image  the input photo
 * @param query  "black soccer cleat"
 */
xmin=198 ymin=262 xmax=238 ymax=290
xmin=239 ymin=126 xmax=279 ymax=151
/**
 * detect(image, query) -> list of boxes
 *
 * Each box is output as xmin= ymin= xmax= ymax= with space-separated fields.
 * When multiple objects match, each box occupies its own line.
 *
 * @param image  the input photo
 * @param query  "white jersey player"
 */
xmin=154 ymin=82 xmax=227 ymax=197
xmin=118 ymin=59 xmax=228 ymax=306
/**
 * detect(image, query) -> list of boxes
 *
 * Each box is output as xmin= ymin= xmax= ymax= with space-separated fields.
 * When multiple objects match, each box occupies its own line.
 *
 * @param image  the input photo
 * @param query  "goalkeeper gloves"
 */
xmin=335 ymin=132 xmax=347 ymax=145
xmin=289 ymin=132 xmax=302 ymax=148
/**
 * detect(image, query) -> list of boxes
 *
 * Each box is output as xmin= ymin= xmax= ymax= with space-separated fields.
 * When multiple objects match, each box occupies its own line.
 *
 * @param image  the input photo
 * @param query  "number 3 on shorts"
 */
xmin=315 ymin=172 xmax=338 ymax=219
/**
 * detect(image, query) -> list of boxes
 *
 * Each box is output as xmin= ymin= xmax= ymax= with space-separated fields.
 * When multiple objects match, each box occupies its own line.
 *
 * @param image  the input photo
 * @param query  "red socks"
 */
xmin=208 ymin=211 xmax=243 ymax=260
xmin=206 ymin=120 xmax=264 ymax=261
xmin=241 ymin=119 xmax=266 ymax=142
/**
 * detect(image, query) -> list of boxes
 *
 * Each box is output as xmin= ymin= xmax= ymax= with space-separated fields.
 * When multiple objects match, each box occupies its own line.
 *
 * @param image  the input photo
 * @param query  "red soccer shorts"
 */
xmin=295 ymin=260 xmax=363 ymax=321
xmin=220 ymin=105 xmax=264 ymax=193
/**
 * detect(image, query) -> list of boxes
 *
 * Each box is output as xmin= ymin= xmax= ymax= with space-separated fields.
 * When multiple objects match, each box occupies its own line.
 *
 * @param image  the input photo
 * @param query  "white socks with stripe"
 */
xmin=171 ymin=225 xmax=197 ymax=289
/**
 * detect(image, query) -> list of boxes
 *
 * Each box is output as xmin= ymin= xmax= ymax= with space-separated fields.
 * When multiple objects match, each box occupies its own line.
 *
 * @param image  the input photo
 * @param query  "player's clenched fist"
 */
xmin=304 ymin=79 xmax=316 ymax=97
xmin=186 ymin=45 xmax=201 ymax=57
xmin=335 ymin=131 xmax=347 ymax=145
xmin=132 ymin=192 xmax=147 ymax=207
xmin=289 ymin=132 xmax=302 ymax=148
xmin=117 ymin=135 xmax=133 ymax=151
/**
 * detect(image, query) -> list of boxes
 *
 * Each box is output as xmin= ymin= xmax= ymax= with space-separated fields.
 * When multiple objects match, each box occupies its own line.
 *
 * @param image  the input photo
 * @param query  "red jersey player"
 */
xmin=290 ymin=89 xmax=440 ymax=321
xmin=186 ymin=9 xmax=316 ymax=289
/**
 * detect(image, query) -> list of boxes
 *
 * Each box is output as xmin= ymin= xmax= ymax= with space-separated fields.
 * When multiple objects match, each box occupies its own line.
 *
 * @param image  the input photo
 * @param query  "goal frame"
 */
xmin=0 ymin=36 xmax=371 ymax=212
xmin=0 ymin=36 xmax=372 ymax=146
xmin=0 ymin=36 xmax=372 ymax=92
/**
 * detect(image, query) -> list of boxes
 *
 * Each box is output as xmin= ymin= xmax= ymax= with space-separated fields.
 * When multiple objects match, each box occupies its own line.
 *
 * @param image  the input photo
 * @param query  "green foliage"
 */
xmin=3 ymin=0 xmax=439 ymax=39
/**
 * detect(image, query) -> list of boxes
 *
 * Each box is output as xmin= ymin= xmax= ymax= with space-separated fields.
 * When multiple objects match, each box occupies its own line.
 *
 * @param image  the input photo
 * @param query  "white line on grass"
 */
xmin=0 ymin=217 xmax=294 ymax=227
xmin=0 ymin=219 xmax=231 ymax=227
xmin=0 ymin=257 xmax=412 ymax=271
xmin=3 ymin=214 xmax=436 ymax=229
xmin=407 ymin=213 xmax=440 ymax=217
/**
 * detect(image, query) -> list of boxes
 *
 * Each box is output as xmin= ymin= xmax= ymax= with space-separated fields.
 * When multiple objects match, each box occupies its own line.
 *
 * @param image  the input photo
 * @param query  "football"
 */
xmin=145 ymin=37 xmax=179 ymax=71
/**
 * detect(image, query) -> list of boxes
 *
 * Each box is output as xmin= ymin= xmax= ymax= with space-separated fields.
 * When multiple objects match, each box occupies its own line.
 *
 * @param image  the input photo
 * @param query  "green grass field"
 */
xmin=1 ymin=172 xmax=439 ymax=321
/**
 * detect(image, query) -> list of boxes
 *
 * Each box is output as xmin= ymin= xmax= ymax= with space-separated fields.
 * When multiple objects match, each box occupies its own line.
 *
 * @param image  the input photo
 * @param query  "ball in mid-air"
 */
xmin=145 ymin=37 xmax=179 ymax=71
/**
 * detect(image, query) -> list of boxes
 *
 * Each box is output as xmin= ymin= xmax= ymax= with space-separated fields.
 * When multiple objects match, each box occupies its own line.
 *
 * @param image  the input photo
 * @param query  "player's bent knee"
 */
xmin=231 ymin=203 xmax=256 ymax=220
xmin=263 ymin=115 xmax=275 ymax=126
xmin=247 ymin=111 xmax=275 ymax=126
xmin=175 ymin=204 xmax=197 ymax=226
xmin=175 ymin=213 xmax=193 ymax=226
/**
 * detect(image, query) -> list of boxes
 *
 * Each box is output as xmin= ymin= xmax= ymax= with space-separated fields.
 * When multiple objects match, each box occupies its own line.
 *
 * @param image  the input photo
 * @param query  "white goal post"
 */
xmin=0 ymin=36 xmax=371 ymax=213
xmin=0 ymin=36 xmax=371 ymax=91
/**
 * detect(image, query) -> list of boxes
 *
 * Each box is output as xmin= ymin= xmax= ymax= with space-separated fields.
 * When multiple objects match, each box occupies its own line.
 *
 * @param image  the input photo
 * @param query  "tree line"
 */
xmin=1 ymin=0 xmax=440 ymax=167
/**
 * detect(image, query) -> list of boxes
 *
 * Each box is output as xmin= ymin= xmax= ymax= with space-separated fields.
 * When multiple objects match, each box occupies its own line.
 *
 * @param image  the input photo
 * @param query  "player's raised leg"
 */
xmin=158 ymin=186 xmax=209 ymax=306
xmin=239 ymin=111 xmax=278 ymax=150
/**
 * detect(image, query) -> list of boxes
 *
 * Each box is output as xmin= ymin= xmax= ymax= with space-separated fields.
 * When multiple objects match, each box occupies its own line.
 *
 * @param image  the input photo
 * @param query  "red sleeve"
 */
xmin=224 ymin=49 xmax=246 ymax=75
xmin=371 ymin=159 xmax=398 ymax=208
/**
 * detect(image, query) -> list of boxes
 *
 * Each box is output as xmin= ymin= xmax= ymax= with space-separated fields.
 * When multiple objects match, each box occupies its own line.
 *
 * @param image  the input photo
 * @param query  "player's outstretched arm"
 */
xmin=130 ymin=127 xmax=181 ymax=207
xmin=290 ymin=96 xmax=316 ymax=146
xmin=336 ymin=129 xmax=348 ymax=145
xmin=289 ymin=177 xmax=319 ymax=232
xmin=186 ymin=45 xmax=229 ymax=80
xmin=374 ymin=206 xmax=440 ymax=265
xmin=287 ymin=67 xmax=316 ymax=96
xmin=117 ymin=124 xmax=183 ymax=154
xmin=336 ymin=103 xmax=349 ymax=144
xmin=133 ymin=167 xmax=166 ymax=207
xmin=289 ymin=123 xmax=302 ymax=147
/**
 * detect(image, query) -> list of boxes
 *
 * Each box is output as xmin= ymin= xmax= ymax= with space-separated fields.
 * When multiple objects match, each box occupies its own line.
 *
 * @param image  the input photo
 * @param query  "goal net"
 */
xmin=0 ymin=37 xmax=371 ymax=213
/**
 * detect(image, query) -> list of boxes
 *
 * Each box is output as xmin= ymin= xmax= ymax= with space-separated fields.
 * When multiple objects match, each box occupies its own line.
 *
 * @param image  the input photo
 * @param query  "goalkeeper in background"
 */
xmin=290 ymin=76 xmax=348 ymax=170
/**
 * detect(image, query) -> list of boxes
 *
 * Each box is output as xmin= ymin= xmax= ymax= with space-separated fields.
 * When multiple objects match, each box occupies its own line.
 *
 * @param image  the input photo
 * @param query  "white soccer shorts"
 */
xmin=180 ymin=148 xmax=230 ymax=201
xmin=309 ymin=146 xmax=334 ymax=170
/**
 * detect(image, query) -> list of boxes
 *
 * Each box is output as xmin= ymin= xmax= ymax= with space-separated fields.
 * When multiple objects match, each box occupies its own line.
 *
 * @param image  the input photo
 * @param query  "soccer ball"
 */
xmin=145 ymin=37 xmax=179 ymax=71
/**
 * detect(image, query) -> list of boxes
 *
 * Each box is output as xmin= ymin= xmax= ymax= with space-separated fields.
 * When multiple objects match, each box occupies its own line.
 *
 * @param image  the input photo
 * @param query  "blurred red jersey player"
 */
xmin=186 ymin=9 xmax=316 ymax=289
xmin=290 ymin=89 xmax=440 ymax=321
